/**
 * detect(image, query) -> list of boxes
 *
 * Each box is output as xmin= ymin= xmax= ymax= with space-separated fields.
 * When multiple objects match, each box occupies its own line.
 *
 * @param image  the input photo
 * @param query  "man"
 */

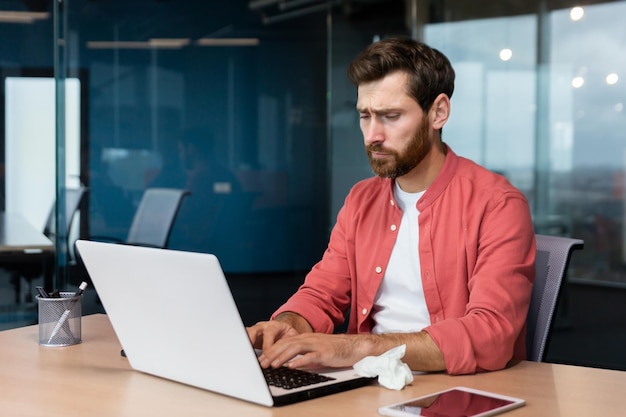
xmin=247 ymin=38 xmax=535 ymax=376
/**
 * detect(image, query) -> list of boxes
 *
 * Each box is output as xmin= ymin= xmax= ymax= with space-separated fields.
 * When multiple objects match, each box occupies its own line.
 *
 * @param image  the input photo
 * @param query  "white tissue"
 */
xmin=353 ymin=344 xmax=414 ymax=390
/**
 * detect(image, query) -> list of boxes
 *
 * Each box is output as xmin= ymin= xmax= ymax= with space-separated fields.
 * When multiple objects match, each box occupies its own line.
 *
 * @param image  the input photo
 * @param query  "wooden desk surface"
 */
xmin=1 ymin=314 xmax=625 ymax=417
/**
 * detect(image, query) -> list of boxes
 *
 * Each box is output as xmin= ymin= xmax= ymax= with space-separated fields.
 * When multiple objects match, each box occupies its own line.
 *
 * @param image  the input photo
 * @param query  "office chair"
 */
xmin=83 ymin=187 xmax=190 ymax=248
xmin=526 ymin=234 xmax=584 ymax=362
xmin=70 ymin=188 xmax=189 ymax=288
xmin=125 ymin=187 xmax=190 ymax=248
xmin=8 ymin=187 xmax=88 ymax=302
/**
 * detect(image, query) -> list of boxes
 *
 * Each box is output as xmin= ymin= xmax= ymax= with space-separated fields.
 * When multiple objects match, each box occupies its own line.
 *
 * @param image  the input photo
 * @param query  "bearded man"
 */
xmin=247 ymin=38 xmax=535 ymax=376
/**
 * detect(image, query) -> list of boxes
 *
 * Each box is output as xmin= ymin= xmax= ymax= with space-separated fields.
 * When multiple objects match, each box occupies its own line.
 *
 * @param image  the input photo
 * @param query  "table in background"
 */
xmin=0 ymin=212 xmax=54 ymax=301
xmin=1 ymin=314 xmax=625 ymax=417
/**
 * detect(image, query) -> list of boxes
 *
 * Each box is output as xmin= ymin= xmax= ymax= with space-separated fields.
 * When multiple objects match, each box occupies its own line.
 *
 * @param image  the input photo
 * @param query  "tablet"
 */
xmin=378 ymin=386 xmax=525 ymax=417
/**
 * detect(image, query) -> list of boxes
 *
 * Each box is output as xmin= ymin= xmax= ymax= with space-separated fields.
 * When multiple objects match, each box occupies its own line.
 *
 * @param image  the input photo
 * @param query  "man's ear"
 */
xmin=430 ymin=93 xmax=450 ymax=130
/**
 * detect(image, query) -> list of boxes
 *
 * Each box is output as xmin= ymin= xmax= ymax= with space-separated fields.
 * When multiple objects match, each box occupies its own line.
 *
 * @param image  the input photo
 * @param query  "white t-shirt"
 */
xmin=371 ymin=181 xmax=430 ymax=334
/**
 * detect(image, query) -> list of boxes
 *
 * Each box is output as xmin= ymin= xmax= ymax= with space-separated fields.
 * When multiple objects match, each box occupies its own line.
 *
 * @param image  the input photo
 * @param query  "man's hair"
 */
xmin=347 ymin=37 xmax=455 ymax=112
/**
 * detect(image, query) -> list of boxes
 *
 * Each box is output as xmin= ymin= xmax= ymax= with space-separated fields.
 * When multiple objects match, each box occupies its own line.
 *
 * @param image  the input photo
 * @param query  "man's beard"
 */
xmin=366 ymin=118 xmax=431 ymax=179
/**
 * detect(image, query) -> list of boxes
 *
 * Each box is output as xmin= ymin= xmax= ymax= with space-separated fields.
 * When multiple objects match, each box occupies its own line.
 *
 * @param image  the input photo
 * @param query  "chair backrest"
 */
xmin=526 ymin=234 xmax=584 ymax=362
xmin=43 ymin=187 xmax=89 ymax=239
xmin=125 ymin=188 xmax=190 ymax=248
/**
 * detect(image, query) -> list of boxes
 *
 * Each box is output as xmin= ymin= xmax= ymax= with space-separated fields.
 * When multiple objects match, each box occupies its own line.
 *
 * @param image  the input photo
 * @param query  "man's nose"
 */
xmin=363 ymin=118 xmax=384 ymax=145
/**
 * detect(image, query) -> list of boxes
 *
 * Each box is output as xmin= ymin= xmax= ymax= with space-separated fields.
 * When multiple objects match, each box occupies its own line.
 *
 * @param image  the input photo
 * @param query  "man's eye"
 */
xmin=385 ymin=114 xmax=399 ymax=120
xmin=359 ymin=114 xmax=370 ymax=120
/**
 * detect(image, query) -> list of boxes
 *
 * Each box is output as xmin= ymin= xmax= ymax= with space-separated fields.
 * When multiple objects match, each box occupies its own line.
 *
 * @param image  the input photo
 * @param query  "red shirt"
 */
xmin=273 ymin=147 xmax=535 ymax=375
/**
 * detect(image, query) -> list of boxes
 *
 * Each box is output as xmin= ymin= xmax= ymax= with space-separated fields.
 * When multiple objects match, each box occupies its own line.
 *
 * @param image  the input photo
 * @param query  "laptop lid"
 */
xmin=75 ymin=240 xmax=372 ymax=407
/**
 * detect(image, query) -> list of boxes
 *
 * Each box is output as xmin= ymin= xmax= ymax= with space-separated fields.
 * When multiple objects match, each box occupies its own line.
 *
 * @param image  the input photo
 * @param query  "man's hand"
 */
xmin=247 ymin=320 xmax=301 ymax=353
xmin=257 ymin=332 xmax=368 ymax=370
xmin=248 ymin=312 xmax=446 ymax=372
xmin=247 ymin=311 xmax=314 ymax=366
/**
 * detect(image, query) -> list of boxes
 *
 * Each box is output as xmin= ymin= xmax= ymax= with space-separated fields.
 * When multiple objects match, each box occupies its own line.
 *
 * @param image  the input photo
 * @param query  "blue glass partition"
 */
xmin=0 ymin=0 xmax=625 ymax=333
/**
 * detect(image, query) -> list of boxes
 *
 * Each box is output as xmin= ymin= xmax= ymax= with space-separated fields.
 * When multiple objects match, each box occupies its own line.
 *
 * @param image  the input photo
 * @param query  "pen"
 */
xmin=47 ymin=281 xmax=88 ymax=344
xmin=36 ymin=286 xmax=50 ymax=299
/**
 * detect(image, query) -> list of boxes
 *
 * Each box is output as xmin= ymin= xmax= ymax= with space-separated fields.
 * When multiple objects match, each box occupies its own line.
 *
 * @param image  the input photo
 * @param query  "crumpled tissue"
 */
xmin=353 ymin=344 xmax=414 ymax=390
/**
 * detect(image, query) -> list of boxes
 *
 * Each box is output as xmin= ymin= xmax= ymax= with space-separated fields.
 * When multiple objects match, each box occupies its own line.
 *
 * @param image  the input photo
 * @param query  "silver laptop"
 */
xmin=75 ymin=240 xmax=373 ymax=407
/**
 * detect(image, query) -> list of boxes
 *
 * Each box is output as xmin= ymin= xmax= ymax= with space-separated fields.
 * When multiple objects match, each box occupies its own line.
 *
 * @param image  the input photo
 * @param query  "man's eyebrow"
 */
xmin=356 ymin=106 xmax=401 ymax=114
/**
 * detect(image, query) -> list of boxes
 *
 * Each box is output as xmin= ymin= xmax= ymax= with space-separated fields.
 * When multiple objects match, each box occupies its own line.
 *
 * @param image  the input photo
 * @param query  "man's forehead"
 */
xmin=356 ymin=72 xmax=413 ymax=106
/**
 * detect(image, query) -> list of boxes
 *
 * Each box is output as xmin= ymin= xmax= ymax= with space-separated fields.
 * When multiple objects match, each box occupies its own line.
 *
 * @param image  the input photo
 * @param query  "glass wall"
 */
xmin=57 ymin=0 xmax=331 ymax=275
xmin=426 ymin=2 xmax=626 ymax=287
xmin=330 ymin=0 xmax=626 ymax=288
xmin=1 ymin=0 xmax=625 ymax=336
xmin=1 ymin=0 xmax=56 ymax=327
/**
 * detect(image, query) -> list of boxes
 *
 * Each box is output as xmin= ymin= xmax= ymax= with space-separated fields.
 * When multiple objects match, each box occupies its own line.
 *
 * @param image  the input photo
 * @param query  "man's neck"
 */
xmin=395 ymin=144 xmax=447 ymax=193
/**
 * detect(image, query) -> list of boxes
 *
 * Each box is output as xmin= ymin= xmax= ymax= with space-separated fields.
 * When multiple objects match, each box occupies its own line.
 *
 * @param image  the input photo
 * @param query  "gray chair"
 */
xmin=9 ymin=187 xmax=88 ymax=301
xmin=71 ymin=188 xmax=189 ymax=288
xmin=84 ymin=187 xmax=190 ymax=248
xmin=124 ymin=187 xmax=190 ymax=248
xmin=526 ymin=234 xmax=584 ymax=362
xmin=43 ymin=187 xmax=89 ymax=244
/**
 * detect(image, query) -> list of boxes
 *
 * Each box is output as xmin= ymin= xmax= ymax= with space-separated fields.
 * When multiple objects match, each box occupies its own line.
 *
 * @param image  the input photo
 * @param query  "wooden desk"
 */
xmin=0 ymin=212 xmax=54 ymax=300
xmin=1 ymin=314 xmax=625 ymax=417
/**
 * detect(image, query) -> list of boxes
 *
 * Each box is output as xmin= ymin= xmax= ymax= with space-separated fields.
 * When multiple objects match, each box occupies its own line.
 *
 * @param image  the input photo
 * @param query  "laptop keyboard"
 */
xmin=263 ymin=367 xmax=336 ymax=390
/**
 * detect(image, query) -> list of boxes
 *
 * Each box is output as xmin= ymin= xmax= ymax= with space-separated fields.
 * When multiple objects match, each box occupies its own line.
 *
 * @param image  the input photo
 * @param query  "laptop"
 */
xmin=75 ymin=240 xmax=373 ymax=407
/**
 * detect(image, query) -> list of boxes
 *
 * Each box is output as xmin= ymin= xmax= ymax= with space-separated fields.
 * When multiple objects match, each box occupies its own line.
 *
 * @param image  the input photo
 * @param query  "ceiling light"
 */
xmin=87 ymin=39 xmax=190 ymax=50
xmin=148 ymin=38 xmax=190 ymax=48
xmin=0 ymin=11 xmax=49 ymax=23
xmin=570 ymin=7 xmax=584 ymax=21
xmin=195 ymin=38 xmax=260 ymax=47
xmin=572 ymin=76 xmax=585 ymax=88
xmin=606 ymin=73 xmax=619 ymax=85
xmin=499 ymin=48 xmax=512 ymax=62
xmin=88 ymin=41 xmax=153 ymax=49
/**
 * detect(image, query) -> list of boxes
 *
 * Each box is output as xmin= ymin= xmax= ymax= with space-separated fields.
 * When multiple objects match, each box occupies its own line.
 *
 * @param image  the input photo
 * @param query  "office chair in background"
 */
xmin=70 ymin=187 xmax=190 ymax=286
xmin=124 ymin=187 xmax=191 ymax=248
xmin=526 ymin=234 xmax=584 ymax=362
xmin=8 ymin=187 xmax=88 ymax=302
xmin=80 ymin=187 xmax=190 ymax=248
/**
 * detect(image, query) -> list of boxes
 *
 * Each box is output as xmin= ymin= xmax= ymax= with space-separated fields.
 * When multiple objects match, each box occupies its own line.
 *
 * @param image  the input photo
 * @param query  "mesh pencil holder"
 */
xmin=37 ymin=292 xmax=82 ymax=347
